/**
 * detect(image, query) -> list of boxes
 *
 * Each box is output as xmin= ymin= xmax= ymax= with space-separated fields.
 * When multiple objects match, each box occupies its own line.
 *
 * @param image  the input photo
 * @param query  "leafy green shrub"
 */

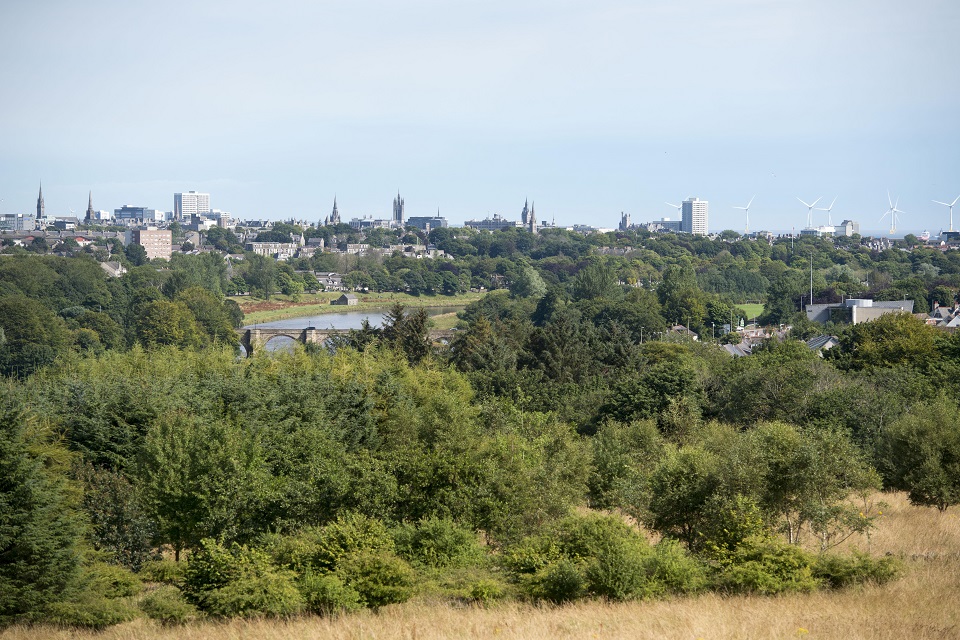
xmin=313 ymin=513 xmax=396 ymax=572
xmin=584 ymin=536 xmax=654 ymax=601
xmin=468 ymin=578 xmax=508 ymax=604
xmin=139 ymin=585 xmax=199 ymax=625
xmin=524 ymin=559 xmax=586 ymax=603
xmin=393 ymin=517 xmax=486 ymax=569
xmin=501 ymin=535 xmax=563 ymax=575
xmin=812 ymin=551 xmax=903 ymax=589
xmin=337 ymin=552 xmax=415 ymax=608
xmin=45 ymin=592 xmax=138 ymax=629
xmin=138 ymin=558 xmax=185 ymax=584
xmin=698 ymin=494 xmax=770 ymax=563
xmin=717 ymin=536 xmax=819 ymax=595
xmin=258 ymin=530 xmax=321 ymax=574
xmin=84 ymin=561 xmax=143 ymax=598
xmin=645 ymin=539 xmax=708 ymax=595
xmin=298 ymin=572 xmax=362 ymax=616
xmin=182 ymin=539 xmax=304 ymax=618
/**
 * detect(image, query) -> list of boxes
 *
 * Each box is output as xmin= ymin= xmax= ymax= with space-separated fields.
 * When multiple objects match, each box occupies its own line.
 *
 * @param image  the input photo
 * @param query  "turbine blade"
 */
xmin=811 ymin=197 xmax=822 ymax=207
xmin=888 ymin=190 xmax=893 ymax=208
xmin=952 ymin=195 xmax=960 ymax=207
xmin=827 ymin=197 xmax=837 ymax=210
xmin=797 ymin=196 xmax=810 ymax=207
xmin=933 ymin=200 xmax=950 ymax=207
xmin=747 ymin=196 xmax=755 ymax=208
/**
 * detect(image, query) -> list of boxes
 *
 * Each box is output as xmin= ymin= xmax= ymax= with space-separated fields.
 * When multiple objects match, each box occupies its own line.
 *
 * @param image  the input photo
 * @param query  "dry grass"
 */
xmin=6 ymin=492 xmax=959 ymax=640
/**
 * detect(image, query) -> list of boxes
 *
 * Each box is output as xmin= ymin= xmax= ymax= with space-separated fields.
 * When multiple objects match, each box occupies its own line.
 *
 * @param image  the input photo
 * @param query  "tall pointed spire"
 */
xmin=85 ymin=190 xmax=94 ymax=223
xmin=330 ymin=196 xmax=341 ymax=225
xmin=36 ymin=182 xmax=45 ymax=219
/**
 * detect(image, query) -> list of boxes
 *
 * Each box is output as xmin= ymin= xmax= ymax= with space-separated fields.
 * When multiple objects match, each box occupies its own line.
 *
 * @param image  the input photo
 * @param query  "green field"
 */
xmin=736 ymin=303 xmax=765 ymax=320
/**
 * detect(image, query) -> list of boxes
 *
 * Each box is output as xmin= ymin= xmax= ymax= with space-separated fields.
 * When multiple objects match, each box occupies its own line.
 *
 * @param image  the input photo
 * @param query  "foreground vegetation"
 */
xmin=2 ymin=492 xmax=956 ymax=640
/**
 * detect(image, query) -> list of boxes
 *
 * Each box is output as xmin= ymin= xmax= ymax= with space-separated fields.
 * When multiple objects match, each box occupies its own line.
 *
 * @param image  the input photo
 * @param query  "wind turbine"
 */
xmin=732 ymin=196 xmax=754 ymax=234
xmin=665 ymin=202 xmax=681 ymax=217
xmin=880 ymin=191 xmax=905 ymax=235
xmin=932 ymin=195 xmax=960 ymax=232
xmin=797 ymin=196 xmax=821 ymax=229
xmin=816 ymin=197 xmax=837 ymax=226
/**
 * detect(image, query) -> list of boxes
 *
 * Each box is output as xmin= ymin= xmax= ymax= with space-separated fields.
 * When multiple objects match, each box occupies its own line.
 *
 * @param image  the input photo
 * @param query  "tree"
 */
xmin=0 ymin=295 xmax=73 ymax=377
xmin=827 ymin=312 xmax=937 ymax=371
xmin=877 ymin=395 xmax=960 ymax=512
xmin=245 ymin=254 xmax=278 ymax=299
xmin=137 ymin=414 xmax=271 ymax=560
xmin=510 ymin=263 xmax=547 ymax=299
xmin=0 ymin=397 xmax=84 ymax=624
xmin=124 ymin=242 xmax=148 ymax=266
xmin=133 ymin=300 xmax=203 ymax=349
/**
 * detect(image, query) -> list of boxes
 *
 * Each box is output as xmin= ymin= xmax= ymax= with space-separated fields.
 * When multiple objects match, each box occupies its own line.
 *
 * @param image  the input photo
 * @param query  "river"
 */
xmin=243 ymin=306 xmax=464 ymax=352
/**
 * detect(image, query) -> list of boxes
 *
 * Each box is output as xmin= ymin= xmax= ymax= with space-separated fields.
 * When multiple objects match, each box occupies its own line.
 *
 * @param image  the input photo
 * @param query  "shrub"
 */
xmin=501 ymin=535 xmax=563 ymax=575
xmin=468 ymin=578 xmax=508 ymax=604
xmin=139 ymin=585 xmax=199 ymax=625
xmin=645 ymin=539 xmax=709 ymax=595
xmin=698 ymin=494 xmax=770 ymax=563
xmin=584 ymin=536 xmax=654 ymax=601
xmin=182 ymin=539 xmax=304 ymax=618
xmin=258 ymin=530 xmax=321 ymax=574
xmin=717 ymin=536 xmax=819 ymax=595
xmin=298 ymin=572 xmax=362 ymax=616
xmin=313 ymin=513 xmax=396 ymax=572
xmin=337 ymin=552 xmax=415 ymax=608
xmin=45 ymin=593 xmax=138 ymax=629
xmin=524 ymin=559 xmax=586 ymax=603
xmin=393 ymin=517 xmax=486 ymax=569
xmin=812 ymin=551 xmax=903 ymax=589
xmin=138 ymin=558 xmax=185 ymax=584
xmin=83 ymin=561 xmax=143 ymax=598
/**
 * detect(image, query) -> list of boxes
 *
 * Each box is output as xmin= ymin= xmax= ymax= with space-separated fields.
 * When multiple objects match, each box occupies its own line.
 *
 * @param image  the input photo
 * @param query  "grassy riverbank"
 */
xmin=232 ymin=291 xmax=486 ymax=325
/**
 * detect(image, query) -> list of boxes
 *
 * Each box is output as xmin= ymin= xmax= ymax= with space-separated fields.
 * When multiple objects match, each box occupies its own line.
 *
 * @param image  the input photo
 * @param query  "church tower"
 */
xmin=37 ymin=182 xmax=45 ymax=219
xmin=528 ymin=201 xmax=537 ymax=233
xmin=392 ymin=191 xmax=404 ymax=227
xmin=521 ymin=198 xmax=529 ymax=225
xmin=330 ymin=197 xmax=341 ymax=225
xmin=85 ymin=191 xmax=95 ymax=223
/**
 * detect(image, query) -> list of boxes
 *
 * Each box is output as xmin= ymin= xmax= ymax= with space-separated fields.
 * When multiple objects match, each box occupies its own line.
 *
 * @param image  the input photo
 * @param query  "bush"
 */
xmin=298 ymin=572 xmax=362 ymax=616
xmin=83 ymin=561 xmax=143 ymax=598
xmin=259 ymin=531 xmax=321 ymax=574
xmin=584 ymin=536 xmax=654 ymax=601
xmin=45 ymin=593 xmax=138 ymax=629
xmin=524 ymin=559 xmax=586 ymax=603
xmin=501 ymin=535 xmax=563 ymax=576
xmin=813 ymin=551 xmax=903 ymax=589
xmin=313 ymin=514 xmax=396 ymax=572
xmin=645 ymin=539 xmax=708 ymax=595
xmin=468 ymin=578 xmax=508 ymax=604
xmin=139 ymin=585 xmax=199 ymax=625
xmin=182 ymin=539 xmax=304 ymax=618
xmin=337 ymin=552 xmax=415 ymax=608
xmin=717 ymin=536 xmax=819 ymax=595
xmin=138 ymin=558 xmax=185 ymax=584
xmin=393 ymin=517 xmax=486 ymax=569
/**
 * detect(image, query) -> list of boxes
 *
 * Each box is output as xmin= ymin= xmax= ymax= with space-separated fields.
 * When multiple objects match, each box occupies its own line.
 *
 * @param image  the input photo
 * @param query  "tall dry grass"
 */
xmin=5 ymin=492 xmax=959 ymax=640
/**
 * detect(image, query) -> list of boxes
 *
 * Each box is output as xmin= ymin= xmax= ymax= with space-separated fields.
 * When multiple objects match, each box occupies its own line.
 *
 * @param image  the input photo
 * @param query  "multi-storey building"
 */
xmin=174 ymin=191 xmax=210 ymax=221
xmin=127 ymin=227 xmax=172 ymax=260
xmin=681 ymin=197 xmax=709 ymax=236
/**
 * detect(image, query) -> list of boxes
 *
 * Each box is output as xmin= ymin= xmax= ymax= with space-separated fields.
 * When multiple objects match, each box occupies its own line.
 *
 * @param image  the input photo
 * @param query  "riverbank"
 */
xmin=232 ymin=291 xmax=486 ymax=325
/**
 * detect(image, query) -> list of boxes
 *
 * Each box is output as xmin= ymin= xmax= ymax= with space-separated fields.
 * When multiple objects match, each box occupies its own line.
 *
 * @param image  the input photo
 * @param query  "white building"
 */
xmin=174 ymin=191 xmax=210 ymax=221
xmin=681 ymin=197 xmax=708 ymax=236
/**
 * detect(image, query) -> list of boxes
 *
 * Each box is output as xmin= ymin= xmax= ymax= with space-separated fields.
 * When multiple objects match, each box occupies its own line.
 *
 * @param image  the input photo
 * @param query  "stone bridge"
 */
xmin=237 ymin=327 xmax=456 ymax=356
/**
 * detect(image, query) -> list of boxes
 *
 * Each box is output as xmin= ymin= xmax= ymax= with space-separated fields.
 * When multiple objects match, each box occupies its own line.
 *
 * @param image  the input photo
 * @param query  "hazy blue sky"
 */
xmin=1 ymin=0 xmax=958 ymax=232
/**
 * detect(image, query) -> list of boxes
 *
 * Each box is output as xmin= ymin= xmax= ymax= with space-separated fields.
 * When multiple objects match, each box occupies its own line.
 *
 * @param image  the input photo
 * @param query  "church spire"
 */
xmin=37 ymin=182 xmax=45 ymax=219
xmin=86 ymin=191 xmax=94 ymax=223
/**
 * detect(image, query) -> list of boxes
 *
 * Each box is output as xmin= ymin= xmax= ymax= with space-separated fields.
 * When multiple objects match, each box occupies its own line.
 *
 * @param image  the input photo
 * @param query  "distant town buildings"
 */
xmin=0 ymin=213 xmax=36 ymax=231
xmin=682 ymin=197 xmax=708 ymax=236
xmin=406 ymin=216 xmax=448 ymax=231
xmin=806 ymin=298 xmax=914 ymax=324
xmin=174 ymin=191 xmax=210 ymax=221
xmin=126 ymin=227 xmax=173 ymax=260
xmin=464 ymin=213 xmax=523 ymax=232
xmin=115 ymin=205 xmax=165 ymax=225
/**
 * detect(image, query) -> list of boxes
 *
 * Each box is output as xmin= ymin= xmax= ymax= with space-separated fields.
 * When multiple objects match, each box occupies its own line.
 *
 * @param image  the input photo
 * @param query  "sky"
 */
xmin=1 ymin=0 xmax=958 ymax=233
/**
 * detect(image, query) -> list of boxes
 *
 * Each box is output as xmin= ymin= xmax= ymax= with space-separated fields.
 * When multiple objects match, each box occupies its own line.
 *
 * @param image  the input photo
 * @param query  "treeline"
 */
xmin=0 ymin=254 xmax=241 ymax=376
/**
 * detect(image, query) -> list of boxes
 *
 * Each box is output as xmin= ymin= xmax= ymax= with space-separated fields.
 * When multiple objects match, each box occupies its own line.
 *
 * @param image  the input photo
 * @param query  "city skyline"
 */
xmin=1 ymin=1 xmax=957 ymax=231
